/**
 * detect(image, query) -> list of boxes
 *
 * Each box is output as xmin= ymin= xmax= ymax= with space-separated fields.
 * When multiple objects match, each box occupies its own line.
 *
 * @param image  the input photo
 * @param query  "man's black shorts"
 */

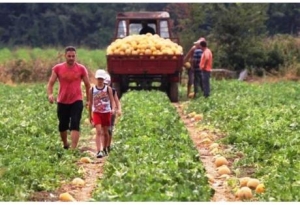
xmin=57 ymin=100 xmax=83 ymax=132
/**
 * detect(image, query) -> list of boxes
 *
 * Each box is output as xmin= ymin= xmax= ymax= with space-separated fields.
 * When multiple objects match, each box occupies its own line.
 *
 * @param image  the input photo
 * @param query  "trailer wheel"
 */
xmin=113 ymin=82 xmax=122 ymax=98
xmin=169 ymin=82 xmax=179 ymax=102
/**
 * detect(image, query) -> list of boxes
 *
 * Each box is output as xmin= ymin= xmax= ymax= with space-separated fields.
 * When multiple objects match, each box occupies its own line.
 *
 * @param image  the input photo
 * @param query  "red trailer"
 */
xmin=107 ymin=12 xmax=183 ymax=102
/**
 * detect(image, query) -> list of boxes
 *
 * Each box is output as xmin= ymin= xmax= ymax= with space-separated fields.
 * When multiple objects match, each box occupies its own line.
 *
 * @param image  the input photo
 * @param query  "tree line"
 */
xmin=0 ymin=3 xmax=299 ymax=48
xmin=0 ymin=3 xmax=300 ymax=72
xmin=0 ymin=3 xmax=167 ymax=48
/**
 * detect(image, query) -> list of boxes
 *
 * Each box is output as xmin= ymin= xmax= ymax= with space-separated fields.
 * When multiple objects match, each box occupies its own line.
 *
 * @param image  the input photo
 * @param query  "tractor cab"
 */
xmin=115 ymin=11 xmax=172 ymax=39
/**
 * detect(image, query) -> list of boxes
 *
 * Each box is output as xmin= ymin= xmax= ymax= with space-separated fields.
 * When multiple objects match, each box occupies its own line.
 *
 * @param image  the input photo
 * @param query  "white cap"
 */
xmin=104 ymin=73 xmax=111 ymax=85
xmin=95 ymin=69 xmax=107 ymax=79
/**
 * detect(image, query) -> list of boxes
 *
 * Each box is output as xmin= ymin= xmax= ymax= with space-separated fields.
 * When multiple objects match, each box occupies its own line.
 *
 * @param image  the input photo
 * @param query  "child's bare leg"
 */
xmin=102 ymin=126 xmax=110 ymax=153
xmin=95 ymin=124 xmax=102 ymax=152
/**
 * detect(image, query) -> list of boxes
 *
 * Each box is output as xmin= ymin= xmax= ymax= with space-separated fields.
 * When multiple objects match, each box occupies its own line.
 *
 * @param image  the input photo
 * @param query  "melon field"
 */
xmin=1 ymin=77 xmax=300 ymax=201
xmin=184 ymin=79 xmax=300 ymax=201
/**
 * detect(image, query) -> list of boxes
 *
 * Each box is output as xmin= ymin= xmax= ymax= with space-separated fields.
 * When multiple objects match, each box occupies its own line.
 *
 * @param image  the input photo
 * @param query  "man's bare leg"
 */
xmin=70 ymin=130 xmax=80 ymax=149
xmin=60 ymin=131 xmax=69 ymax=148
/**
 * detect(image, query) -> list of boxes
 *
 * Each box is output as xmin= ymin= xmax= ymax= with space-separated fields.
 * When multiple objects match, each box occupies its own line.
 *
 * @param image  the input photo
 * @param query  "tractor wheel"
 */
xmin=169 ymin=82 xmax=179 ymax=102
xmin=113 ymin=82 xmax=122 ymax=98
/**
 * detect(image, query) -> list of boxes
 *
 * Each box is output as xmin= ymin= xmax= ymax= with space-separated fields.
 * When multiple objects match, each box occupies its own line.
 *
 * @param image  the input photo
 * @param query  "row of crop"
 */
xmin=0 ymin=83 xmax=87 ymax=201
xmin=91 ymin=90 xmax=213 ymax=201
xmin=185 ymin=79 xmax=300 ymax=201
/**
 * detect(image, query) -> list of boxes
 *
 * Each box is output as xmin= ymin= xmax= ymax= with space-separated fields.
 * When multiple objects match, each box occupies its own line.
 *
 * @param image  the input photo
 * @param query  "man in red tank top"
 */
xmin=199 ymin=41 xmax=213 ymax=98
xmin=47 ymin=46 xmax=91 ymax=149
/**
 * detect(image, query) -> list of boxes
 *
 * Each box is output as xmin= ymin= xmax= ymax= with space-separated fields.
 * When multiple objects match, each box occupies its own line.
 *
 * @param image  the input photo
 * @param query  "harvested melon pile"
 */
xmin=106 ymin=33 xmax=183 ymax=59
xmin=207 ymin=143 xmax=266 ymax=201
xmin=210 ymin=148 xmax=266 ymax=201
xmin=235 ymin=177 xmax=265 ymax=200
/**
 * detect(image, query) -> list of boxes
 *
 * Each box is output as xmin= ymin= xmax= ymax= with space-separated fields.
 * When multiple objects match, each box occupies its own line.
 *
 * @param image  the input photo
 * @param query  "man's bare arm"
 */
xmin=82 ymin=75 xmax=91 ymax=106
xmin=47 ymin=70 xmax=58 ymax=104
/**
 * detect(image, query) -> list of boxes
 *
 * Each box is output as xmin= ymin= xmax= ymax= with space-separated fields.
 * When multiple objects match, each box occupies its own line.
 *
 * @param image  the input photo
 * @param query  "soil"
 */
xmin=29 ymin=134 xmax=106 ymax=202
xmin=29 ymin=100 xmax=242 ymax=202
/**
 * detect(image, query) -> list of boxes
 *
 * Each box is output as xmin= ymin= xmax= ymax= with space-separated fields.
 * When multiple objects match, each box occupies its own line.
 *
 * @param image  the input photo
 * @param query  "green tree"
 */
xmin=267 ymin=3 xmax=300 ymax=35
xmin=0 ymin=3 xmax=169 ymax=48
xmin=165 ymin=3 xmax=208 ymax=53
xmin=206 ymin=3 xmax=268 ymax=70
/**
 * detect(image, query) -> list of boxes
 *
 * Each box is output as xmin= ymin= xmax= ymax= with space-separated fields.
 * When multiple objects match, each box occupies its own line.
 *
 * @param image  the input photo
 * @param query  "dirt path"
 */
xmin=173 ymin=102 xmax=238 ymax=202
xmin=56 ymin=133 xmax=106 ymax=202
xmin=29 ymin=130 xmax=106 ymax=202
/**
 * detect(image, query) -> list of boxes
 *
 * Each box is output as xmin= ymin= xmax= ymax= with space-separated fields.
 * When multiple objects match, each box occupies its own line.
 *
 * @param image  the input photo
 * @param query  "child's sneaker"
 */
xmin=108 ymin=145 xmax=113 ymax=153
xmin=103 ymin=148 xmax=109 ymax=156
xmin=96 ymin=151 xmax=105 ymax=158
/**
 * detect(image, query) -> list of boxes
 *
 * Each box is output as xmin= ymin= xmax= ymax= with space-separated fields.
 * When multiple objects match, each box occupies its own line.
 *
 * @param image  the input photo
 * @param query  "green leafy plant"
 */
xmin=92 ymin=90 xmax=212 ymax=201
xmin=184 ymin=79 xmax=300 ymax=201
xmin=0 ymin=83 xmax=86 ymax=201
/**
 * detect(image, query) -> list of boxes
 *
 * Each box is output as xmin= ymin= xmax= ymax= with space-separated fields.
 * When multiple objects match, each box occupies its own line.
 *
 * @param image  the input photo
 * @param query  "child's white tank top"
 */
xmin=92 ymin=85 xmax=111 ymax=113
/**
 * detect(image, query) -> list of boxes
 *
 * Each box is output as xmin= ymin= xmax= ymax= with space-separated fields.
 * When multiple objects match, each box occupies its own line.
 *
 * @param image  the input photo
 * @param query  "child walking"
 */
xmin=104 ymin=73 xmax=122 ymax=153
xmin=88 ymin=69 xmax=115 ymax=158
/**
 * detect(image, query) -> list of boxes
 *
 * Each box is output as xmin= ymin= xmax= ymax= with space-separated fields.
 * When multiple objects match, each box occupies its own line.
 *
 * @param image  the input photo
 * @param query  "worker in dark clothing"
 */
xmin=139 ymin=21 xmax=155 ymax=35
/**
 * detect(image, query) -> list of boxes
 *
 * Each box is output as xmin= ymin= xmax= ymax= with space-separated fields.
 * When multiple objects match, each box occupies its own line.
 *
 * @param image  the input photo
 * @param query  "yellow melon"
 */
xmin=214 ymin=156 xmax=229 ymax=167
xmin=194 ymin=114 xmax=203 ymax=121
xmin=217 ymin=165 xmax=231 ymax=175
xmin=188 ymin=92 xmax=195 ymax=98
xmin=80 ymin=157 xmax=92 ymax=163
xmin=59 ymin=192 xmax=76 ymax=202
xmin=255 ymin=183 xmax=265 ymax=193
xmin=144 ymin=48 xmax=152 ymax=55
xmin=125 ymin=48 xmax=132 ymax=55
xmin=132 ymin=50 xmax=138 ymax=55
xmin=247 ymin=178 xmax=260 ymax=189
xmin=184 ymin=62 xmax=191 ymax=69
xmin=239 ymin=177 xmax=251 ymax=187
xmin=236 ymin=187 xmax=253 ymax=200
xmin=71 ymin=177 xmax=85 ymax=186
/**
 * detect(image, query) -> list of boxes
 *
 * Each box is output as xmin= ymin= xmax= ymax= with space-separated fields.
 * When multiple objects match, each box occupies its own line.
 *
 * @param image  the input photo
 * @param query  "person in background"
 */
xmin=88 ymin=69 xmax=115 ymax=158
xmin=139 ymin=20 xmax=155 ymax=35
xmin=199 ymin=40 xmax=213 ymax=98
xmin=182 ymin=60 xmax=193 ymax=98
xmin=183 ymin=37 xmax=206 ymax=98
xmin=47 ymin=46 xmax=91 ymax=150
xmin=104 ymin=73 xmax=122 ymax=153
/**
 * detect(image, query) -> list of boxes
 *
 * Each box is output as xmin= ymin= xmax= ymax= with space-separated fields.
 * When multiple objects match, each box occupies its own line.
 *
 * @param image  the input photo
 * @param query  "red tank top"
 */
xmin=53 ymin=62 xmax=88 ymax=104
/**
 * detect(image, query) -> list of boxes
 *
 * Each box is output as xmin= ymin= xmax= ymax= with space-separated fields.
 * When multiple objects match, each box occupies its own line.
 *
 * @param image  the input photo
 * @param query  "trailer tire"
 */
xmin=113 ymin=82 xmax=122 ymax=98
xmin=169 ymin=82 xmax=179 ymax=102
